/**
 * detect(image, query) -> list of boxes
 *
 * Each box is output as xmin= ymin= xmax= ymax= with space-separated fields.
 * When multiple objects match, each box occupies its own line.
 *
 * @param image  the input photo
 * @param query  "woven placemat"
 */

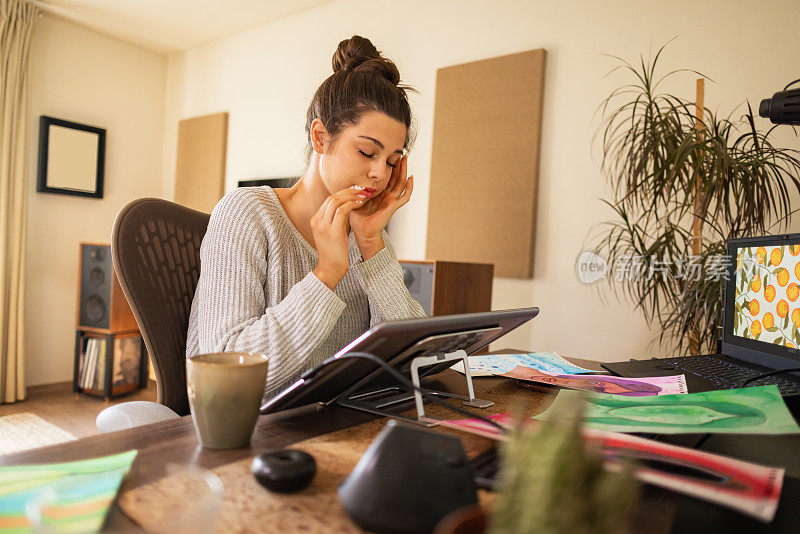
xmin=119 ymin=380 xmax=548 ymax=533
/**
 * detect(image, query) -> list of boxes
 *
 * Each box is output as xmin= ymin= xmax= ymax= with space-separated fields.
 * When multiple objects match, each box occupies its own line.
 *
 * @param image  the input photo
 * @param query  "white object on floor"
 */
xmin=0 ymin=413 xmax=77 ymax=455
xmin=96 ymin=401 xmax=180 ymax=433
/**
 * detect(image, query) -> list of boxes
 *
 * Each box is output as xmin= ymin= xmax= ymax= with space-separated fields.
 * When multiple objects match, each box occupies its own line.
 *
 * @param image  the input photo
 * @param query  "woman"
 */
xmin=186 ymin=35 xmax=426 ymax=400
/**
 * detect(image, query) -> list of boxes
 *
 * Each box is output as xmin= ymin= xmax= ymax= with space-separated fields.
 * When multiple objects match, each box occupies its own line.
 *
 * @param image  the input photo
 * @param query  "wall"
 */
xmin=158 ymin=0 xmax=796 ymax=365
xmin=25 ymin=14 xmax=167 ymax=386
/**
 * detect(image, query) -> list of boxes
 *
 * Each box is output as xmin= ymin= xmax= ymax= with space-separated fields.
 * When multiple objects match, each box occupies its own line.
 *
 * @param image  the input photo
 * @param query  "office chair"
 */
xmin=96 ymin=198 xmax=210 ymax=433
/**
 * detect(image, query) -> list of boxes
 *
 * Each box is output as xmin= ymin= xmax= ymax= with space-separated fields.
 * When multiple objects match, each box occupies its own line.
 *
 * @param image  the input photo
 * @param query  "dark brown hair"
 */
xmin=305 ymin=35 xmax=416 ymax=162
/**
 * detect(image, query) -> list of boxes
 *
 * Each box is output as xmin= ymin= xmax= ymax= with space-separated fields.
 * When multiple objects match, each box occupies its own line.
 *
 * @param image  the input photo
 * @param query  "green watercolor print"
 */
xmin=606 ymin=405 xmax=736 ymax=425
xmin=538 ymin=386 xmax=799 ymax=435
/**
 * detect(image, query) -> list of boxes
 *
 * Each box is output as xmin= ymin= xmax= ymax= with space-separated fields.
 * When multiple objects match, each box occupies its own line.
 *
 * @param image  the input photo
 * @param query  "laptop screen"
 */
xmin=724 ymin=234 xmax=800 ymax=367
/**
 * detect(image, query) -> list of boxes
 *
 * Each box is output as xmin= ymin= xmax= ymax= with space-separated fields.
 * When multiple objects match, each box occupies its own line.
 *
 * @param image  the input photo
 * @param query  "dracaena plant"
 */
xmin=488 ymin=396 xmax=638 ymax=534
xmin=591 ymin=42 xmax=800 ymax=355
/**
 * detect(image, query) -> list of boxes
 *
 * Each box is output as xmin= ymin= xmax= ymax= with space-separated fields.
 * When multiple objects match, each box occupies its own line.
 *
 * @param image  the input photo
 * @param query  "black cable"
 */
xmin=339 ymin=352 xmax=508 ymax=434
xmin=784 ymin=78 xmax=800 ymax=91
xmin=739 ymin=367 xmax=800 ymax=388
xmin=693 ymin=433 xmax=712 ymax=449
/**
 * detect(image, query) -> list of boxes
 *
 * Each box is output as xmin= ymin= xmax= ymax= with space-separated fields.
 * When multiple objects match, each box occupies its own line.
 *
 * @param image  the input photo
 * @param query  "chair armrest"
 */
xmin=96 ymin=401 xmax=180 ymax=433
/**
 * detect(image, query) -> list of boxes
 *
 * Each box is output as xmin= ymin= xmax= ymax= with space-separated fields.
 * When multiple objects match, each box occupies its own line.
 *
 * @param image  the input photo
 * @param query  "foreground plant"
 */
xmin=488 ymin=397 xmax=638 ymax=534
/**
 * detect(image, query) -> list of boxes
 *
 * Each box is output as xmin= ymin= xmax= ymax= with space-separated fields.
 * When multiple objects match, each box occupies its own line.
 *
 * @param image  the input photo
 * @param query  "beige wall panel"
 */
xmin=426 ymin=49 xmax=546 ymax=279
xmin=174 ymin=112 xmax=227 ymax=213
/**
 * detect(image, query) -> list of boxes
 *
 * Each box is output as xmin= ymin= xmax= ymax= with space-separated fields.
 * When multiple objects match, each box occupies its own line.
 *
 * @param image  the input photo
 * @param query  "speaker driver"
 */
xmin=89 ymin=267 xmax=105 ymax=286
xmin=84 ymin=295 xmax=107 ymax=323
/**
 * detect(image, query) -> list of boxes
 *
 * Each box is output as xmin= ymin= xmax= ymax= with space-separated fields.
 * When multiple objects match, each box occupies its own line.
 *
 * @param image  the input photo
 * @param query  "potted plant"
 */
xmin=435 ymin=397 xmax=638 ymax=534
xmin=592 ymin=42 xmax=800 ymax=354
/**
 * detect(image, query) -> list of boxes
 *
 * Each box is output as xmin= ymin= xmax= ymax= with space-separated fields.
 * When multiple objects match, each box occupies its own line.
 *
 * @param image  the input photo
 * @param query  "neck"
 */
xmin=284 ymin=153 xmax=343 ymax=231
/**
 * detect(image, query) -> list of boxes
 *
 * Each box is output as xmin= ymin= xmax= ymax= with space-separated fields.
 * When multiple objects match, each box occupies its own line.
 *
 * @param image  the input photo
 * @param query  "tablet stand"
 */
xmin=411 ymin=349 xmax=494 ymax=420
xmin=336 ymin=349 xmax=494 ymax=427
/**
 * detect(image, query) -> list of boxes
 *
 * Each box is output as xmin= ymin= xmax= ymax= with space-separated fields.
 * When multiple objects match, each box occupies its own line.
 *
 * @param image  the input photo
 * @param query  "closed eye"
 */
xmin=359 ymin=149 xmax=398 ymax=168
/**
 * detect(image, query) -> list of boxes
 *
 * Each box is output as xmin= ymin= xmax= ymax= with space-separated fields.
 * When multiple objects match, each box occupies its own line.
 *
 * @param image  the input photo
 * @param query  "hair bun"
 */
xmin=332 ymin=35 xmax=401 ymax=86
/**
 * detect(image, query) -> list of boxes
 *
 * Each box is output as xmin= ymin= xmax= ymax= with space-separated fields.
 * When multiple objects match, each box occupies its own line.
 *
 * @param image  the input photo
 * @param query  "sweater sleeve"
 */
xmin=193 ymin=189 xmax=346 ymax=393
xmin=354 ymin=230 xmax=427 ymax=328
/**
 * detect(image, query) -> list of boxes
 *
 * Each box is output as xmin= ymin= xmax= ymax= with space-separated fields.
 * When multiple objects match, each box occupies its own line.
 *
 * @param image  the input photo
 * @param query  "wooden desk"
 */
xmin=1 ymin=371 xmax=522 ymax=532
xmin=3 ymin=362 xmax=799 ymax=533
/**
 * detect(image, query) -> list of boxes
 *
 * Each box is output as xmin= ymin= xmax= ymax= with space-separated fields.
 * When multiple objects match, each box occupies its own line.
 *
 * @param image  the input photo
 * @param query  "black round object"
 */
xmin=84 ymin=295 xmax=106 ymax=323
xmin=89 ymin=267 xmax=105 ymax=286
xmin=759 ymin=98 xmax=771 ymax=119
xmin=251 ymin=449 xmax=316 ymax=493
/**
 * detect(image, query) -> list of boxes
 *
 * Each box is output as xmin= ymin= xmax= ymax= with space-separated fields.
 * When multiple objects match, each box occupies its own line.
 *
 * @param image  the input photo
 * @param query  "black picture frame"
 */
xmin=37 ymin=115 xmax=106 ymax=198
xmin=237 ymin=177 xmax=297 ymax=188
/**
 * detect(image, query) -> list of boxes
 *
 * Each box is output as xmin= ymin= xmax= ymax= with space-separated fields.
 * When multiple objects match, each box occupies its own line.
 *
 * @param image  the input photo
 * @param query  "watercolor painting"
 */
xmin=451 ymin=351 xmax=593 ymax=377
xmin=500 ymin=366 xmax=687 ymax=396
xmin=0 ymin=450 xmax=136 ymax=532
xmin=540 ymin=386 xmax=800 ymax=434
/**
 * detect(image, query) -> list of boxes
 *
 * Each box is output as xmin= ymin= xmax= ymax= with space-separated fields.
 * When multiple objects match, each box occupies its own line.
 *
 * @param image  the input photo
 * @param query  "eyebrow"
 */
xmin=359 ymin=135 xmax=403 ymax=155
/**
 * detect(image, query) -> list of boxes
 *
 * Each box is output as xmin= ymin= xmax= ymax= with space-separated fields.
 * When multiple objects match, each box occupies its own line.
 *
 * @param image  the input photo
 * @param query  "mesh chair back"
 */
xmin=112 ymin=198 xmax=210 ymax=415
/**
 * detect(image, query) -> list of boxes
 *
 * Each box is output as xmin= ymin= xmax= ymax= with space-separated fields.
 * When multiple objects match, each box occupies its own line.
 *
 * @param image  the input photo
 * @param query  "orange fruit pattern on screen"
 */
xmin=751 ymin=320 xmax=762 ymax=337
xmin=777 ymin=299 xmax=789 ymax=319
xmin=777 ymin=268 xmax=790 ymax=287
xmin=771 ymin=248 xmax=783 ymax=266
xmin=751 ymin=276 xmax=762 ymax=292
xmin=735 ymin=245 xmax=800 ymax=345
xmin=788 ymin=283 xmax=800 ymax=302
xmin=765 ymin=285 xmax=776 ymax=302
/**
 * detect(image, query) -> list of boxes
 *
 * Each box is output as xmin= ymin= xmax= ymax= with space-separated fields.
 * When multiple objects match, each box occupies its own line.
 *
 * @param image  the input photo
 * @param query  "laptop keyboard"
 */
xmin=659 ymin=355 xmax=800 ymax=396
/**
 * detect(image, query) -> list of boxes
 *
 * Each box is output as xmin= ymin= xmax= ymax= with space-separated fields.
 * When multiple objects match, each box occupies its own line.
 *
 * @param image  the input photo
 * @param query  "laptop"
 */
xmin=602 ymin=233 xmax=800 ymax=399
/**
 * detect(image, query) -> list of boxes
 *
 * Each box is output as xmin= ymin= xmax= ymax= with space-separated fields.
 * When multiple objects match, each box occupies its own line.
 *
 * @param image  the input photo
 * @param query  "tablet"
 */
xmin=260 ymin=307 xmax=539 ymax=414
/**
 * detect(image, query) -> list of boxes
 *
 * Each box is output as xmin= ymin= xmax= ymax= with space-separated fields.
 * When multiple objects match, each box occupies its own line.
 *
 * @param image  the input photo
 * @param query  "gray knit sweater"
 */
xmin=186 ymin=186 xmax=426 ymax=400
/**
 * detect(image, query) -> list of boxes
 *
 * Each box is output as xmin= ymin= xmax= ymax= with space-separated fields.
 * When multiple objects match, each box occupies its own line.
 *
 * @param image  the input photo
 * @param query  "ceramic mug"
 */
xmin=187 ymin=352 xmax=269 ymax=449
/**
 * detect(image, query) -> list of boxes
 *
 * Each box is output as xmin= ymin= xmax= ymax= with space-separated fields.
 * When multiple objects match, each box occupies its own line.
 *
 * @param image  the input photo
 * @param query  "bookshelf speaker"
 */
xmin=399 ymin=260 xmax=493 ymax=316
xmin=77 ymin=243 xmax=138 ymax=332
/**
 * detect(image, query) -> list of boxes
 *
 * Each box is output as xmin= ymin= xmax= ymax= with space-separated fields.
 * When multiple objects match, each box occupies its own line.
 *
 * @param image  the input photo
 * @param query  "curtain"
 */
xmin=0 ymin=0 xmax=38 ymax=403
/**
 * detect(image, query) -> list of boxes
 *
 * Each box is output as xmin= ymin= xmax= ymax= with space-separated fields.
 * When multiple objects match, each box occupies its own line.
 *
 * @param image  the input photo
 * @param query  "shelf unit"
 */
xmin=73 ymin=328 xmax=148 ymax=401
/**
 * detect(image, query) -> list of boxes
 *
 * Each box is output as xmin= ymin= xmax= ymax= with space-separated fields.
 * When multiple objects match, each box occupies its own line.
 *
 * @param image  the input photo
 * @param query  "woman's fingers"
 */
xmin=397 ymin=175 xmax=413 ymax=205
xmin=387 ymin=156 xmax=407 ymax=198
xmin=393 ymin=157 xmax=409 ymax=199
xmin=384 ymin=160 xmax=400 ymax=196
xmin=322 ymin=190 xmax=364 ymax=223
xmin=332 ymin=199 xmax=362 ymax=229
xmin=311 ymin=195 xmax=335 ymax=226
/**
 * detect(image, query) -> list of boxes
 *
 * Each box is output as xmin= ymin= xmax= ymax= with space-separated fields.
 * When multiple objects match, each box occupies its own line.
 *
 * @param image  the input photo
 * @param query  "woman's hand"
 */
xmin=311 ymin=188 xmax=366 ymax=289
xmin=349 ymin=156 xmax=413 ymax=259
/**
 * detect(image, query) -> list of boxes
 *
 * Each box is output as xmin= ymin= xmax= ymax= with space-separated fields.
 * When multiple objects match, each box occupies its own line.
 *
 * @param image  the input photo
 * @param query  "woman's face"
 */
xmin=316 ymin=110 xmax=406 ymax=200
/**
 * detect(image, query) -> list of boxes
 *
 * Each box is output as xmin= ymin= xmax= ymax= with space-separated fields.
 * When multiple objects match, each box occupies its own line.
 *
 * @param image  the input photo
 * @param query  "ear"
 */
xmin=310 ymin=118 xmax=330 ymax=154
